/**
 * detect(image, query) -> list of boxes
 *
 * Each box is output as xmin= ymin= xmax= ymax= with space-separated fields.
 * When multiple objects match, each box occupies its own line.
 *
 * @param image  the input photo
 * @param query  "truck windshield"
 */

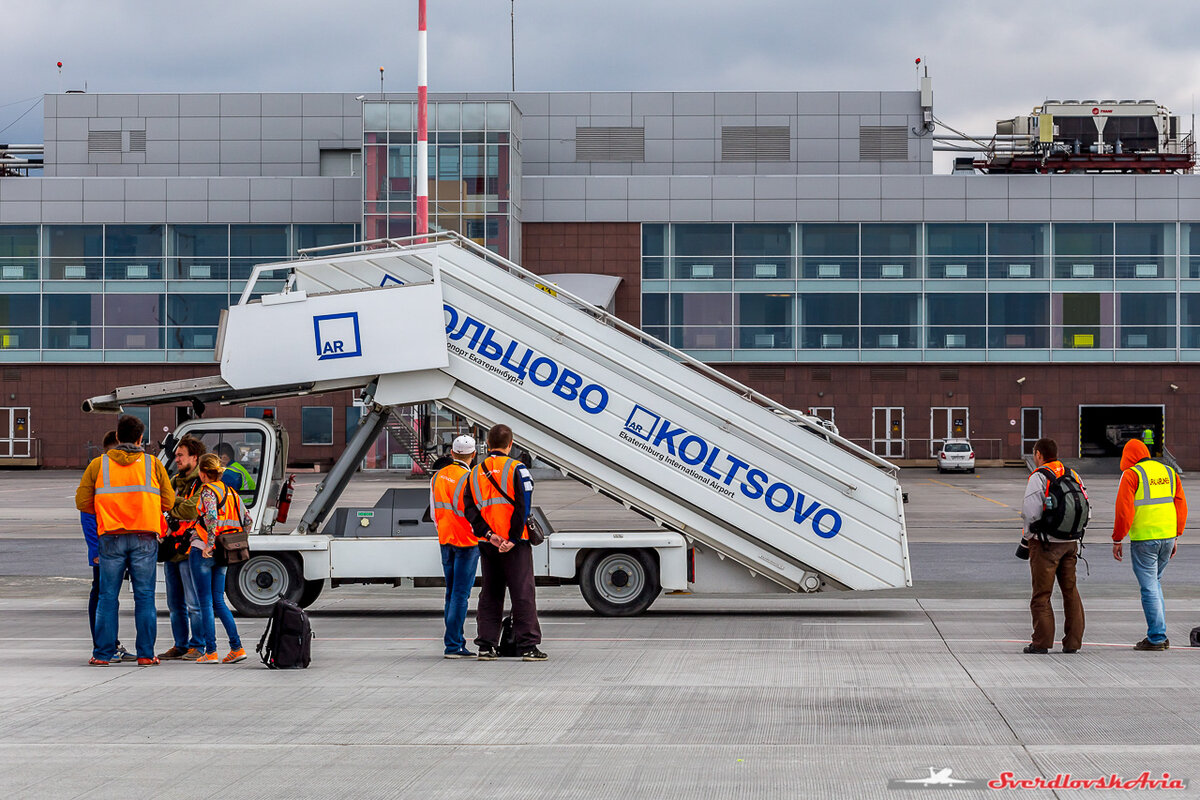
xmin=170 ymin=429 xmax=266 ymax=507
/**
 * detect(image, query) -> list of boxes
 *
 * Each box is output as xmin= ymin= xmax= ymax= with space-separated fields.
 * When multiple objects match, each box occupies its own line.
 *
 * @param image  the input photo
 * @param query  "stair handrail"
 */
xmin=284 ymin=231 xmax=898 ymax=477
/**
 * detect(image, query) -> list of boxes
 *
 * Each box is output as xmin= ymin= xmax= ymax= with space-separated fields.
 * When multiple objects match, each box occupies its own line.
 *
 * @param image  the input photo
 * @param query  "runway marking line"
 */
xmin=926 ymin=478 xmax=1014 ymax=509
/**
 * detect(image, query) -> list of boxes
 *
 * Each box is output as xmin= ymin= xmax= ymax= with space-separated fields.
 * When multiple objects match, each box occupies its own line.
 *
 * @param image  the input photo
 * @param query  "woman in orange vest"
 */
xmin=187 ymin=453 xmax=249 ymax=664
xmin=432 ymin=435 xmax=482 ymax=658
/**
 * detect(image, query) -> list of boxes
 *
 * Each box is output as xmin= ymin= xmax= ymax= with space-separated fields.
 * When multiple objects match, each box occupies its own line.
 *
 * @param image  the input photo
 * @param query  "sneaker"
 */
xmin=109 ymin=645 xmax=136 ymax=663
xmin=444 ymin=648 xmax=475 ymax=659
xmin=88 ymin=657 xmax=109 ymax=666
xmin=221 ymin=648 xmax=247 ymax=664
xmin=521 ymin=646 xmax=548 ymax=662
xmin=181 ymin=648 xmax=203 ymax=661
xmin=195 ymin=652 xmax=219 ymax=664
xmin=136 ymin=657 xmax=160 ymax=667
xmin=1134 ymin=638 xmax=1167 ymax=651
xmin=476 ymin=646 xmax=499 ymax=661
xmin=158 ymin=646 xmax=188 ymax=660
xmin=1022 ymin=645 xmax=1049 ymax=655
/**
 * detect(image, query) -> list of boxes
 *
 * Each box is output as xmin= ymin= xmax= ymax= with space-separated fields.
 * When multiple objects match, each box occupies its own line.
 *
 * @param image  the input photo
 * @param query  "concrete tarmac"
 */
xmin=1 ymin=468 xmax=1198 ymax=798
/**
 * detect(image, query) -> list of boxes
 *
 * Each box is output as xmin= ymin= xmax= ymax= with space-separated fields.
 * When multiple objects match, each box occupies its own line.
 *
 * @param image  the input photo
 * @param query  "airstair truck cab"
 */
xmin=84 ymin=232 xmax=910 ymax=615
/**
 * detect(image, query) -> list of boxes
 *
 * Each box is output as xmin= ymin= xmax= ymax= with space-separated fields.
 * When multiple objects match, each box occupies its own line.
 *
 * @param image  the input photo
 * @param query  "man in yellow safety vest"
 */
xmin=1113 ymin=439 xmax=1187 ymax=650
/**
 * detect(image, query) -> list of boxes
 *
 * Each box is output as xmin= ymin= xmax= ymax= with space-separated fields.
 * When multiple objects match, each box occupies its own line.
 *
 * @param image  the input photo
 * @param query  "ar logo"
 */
xmin=313 ymin=312 xmax=363 ymax=361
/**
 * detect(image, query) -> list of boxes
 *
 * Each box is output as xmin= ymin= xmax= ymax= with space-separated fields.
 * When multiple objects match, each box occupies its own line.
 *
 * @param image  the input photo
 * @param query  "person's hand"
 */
xmin=1112 ymin=542 xmax=1123 ymax=562
xmin=203 ymin=547 xmax=214 ymax=559
xmin=1171 ymin=540 xmax=1178 ymax=559
xmin=92 ymin=557 xmax=99 ymax=566
xmin=499 ymin=540 xmax=514 ymax=553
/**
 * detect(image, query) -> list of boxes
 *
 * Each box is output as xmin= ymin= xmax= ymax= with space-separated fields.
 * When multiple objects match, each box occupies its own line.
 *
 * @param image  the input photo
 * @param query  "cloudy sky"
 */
xmin=5 ymin=0 xmax=1200 ymax=170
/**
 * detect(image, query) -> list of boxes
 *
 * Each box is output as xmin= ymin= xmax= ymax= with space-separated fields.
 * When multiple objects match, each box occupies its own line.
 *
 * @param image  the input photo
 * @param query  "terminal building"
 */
xmin=2 ymin=87 xmax=1200 ymax=469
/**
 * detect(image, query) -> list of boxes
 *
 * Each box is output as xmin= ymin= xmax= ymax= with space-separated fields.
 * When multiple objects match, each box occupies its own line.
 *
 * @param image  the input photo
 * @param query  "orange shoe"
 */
xmin=221 ymin=648 xmax=247 ymax=664
xmin=195 ymin=651 xmax=219 ymax=664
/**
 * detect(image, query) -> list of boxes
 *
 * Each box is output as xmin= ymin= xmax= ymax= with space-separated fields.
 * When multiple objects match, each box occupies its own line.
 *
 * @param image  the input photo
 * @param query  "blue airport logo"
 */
xmin=313 ymin=312 xmax=363 ymax=360
xmin=624 ymin=405 xmax=660 ymax=440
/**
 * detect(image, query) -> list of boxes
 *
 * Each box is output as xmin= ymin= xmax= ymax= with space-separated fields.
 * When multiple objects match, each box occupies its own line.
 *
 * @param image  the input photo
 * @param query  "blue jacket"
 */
xmin=81 ymin=511 xmax=99 ymax=565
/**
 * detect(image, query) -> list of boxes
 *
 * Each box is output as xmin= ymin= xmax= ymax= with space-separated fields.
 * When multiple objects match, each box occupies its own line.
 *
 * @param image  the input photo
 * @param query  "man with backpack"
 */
xmin=463 ymin=424 xmax=546 ymax=662
xmin=1020 ymin=438 xmax=1088 ymax=655
xmin=1112 ymin=438 xmax=1187 ymax=651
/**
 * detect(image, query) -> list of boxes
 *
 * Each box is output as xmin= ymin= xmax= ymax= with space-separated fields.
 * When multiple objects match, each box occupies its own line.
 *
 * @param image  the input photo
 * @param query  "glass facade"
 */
xmin=0 ymin=223 xmax=356 ymax=360
xmin=642 ymin=222 xmax=1190 ymax=361
xmin=362 ymin=101 xmax=517 ymax=257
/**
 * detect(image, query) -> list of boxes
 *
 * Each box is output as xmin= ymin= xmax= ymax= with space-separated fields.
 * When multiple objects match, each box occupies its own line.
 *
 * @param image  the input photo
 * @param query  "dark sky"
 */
xmin=4 ymin=0 xmax=1199 ymax=171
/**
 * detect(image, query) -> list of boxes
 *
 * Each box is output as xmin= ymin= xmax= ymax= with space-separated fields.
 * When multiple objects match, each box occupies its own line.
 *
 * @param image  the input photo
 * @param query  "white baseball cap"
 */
xmin=451 ymin=435 xmax=477 ymax=455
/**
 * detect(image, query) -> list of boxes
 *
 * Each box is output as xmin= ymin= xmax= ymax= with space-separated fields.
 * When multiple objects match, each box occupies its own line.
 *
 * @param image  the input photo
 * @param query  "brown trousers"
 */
xmin=1029 ymin=538 xmax=1085 ymax=650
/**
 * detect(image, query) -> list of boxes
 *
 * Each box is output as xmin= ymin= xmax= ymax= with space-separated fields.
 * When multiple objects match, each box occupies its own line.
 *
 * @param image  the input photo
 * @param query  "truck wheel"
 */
xmin=299 ymin=579 xmax=325 ymax=608
xmin=579 ymin=549 xmax=660 ymax=617
xmin=226 ymin=552 xmax=304 ymax=617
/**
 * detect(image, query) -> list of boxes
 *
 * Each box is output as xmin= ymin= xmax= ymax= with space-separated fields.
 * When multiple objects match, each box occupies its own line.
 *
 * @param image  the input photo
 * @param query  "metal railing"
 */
xmin=282 ymin=231 xmax=901 ymax=482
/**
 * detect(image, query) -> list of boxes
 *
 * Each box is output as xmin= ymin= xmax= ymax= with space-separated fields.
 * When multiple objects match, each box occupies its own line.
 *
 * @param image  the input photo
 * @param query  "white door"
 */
xmin=930 ymin=407 xmax=969 ymax=457
xmin=1 ymin=408 xmax=31 ymax=458
xmin=872 ymin=407 xmax=904 ymax=458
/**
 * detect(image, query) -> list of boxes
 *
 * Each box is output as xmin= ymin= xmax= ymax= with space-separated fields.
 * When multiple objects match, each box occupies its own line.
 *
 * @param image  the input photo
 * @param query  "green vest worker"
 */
xmin=1142 ymin=427 xmax=1154 ymax=450
xmin=214 ymin=442 xmax=257 ymax=494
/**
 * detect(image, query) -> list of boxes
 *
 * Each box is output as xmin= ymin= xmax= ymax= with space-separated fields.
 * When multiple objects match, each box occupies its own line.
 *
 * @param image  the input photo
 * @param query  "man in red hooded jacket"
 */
xmin=1112 ymin=438 xmax=1187 ymax=650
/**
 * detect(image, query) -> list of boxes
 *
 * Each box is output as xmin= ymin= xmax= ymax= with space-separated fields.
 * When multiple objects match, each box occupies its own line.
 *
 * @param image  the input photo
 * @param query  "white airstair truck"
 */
xmin=84 ymin=232 xmax=910 ymax=616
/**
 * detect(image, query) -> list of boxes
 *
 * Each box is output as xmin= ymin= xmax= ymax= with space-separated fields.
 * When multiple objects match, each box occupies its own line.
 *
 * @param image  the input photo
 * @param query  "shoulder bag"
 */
xmin=481 ymin=462 xmax=546 ymax=545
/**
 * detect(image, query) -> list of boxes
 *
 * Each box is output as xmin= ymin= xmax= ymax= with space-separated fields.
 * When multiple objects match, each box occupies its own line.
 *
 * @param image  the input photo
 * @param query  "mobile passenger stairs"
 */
xmin=85 ymin=232 xmax=910 ymax=614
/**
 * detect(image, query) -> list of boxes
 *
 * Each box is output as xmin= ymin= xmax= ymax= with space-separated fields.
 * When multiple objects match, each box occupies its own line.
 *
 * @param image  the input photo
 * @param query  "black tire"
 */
xmin=226 ymin=552 xmax=304 ymax=617
xmin=969 ymin=467 xmax=976 ymax=474
xmin=299 ymin=579 xmax=325 ymax=608
xmin=579 ymin=549 xmax=660 ymax=617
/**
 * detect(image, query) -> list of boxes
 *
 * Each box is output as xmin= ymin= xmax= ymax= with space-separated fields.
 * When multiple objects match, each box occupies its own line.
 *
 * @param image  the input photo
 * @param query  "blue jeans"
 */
xmin=1131 ymin=537 xmax=1176 ymax=644
xmin=163 ymin=558 xmax=203 ymax=650
xmin=212 ymin=565 xmax=241 ymax=650
xmin=93 ymin=534 xmax=157 ymax=661
xmin=188 ymin=548 xmax=218 ymax=654
xmin=441 ymin=544 xmax=480 ymax=653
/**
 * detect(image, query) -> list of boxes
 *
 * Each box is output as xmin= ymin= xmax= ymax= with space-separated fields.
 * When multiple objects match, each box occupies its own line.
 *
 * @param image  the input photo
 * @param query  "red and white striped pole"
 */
xmin=415 ymin=0 xmax=429 ymax=244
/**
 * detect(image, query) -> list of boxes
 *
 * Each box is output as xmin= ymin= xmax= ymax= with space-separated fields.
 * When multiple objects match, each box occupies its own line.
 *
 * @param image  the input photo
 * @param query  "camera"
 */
xmin=1015 ymin=540 xmax=1030 ymax=560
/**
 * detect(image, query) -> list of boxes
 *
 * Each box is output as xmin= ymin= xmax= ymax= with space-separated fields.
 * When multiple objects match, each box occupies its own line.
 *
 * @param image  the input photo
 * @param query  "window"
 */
xmin=861 ymin=224 xmax=919 ymax=279
xmin=1054 ymin=223 xmax=1113 ymax=279
xmin=801 ymin=293 xmax=858 ymax=349
xmin=44 ymin=225 xmax=103 ymax=280
xmin=1119 ymin=292 xmax=1175 ymax=348
xmin=295 ymin=224 xmax=357 ymax=254
xmin=736 ymin=294 xmax=793 ymax=348
xmin=1116 ymin=224 xmax=1175 ymax=279
xmin=862 ymin=294 xmax=919 ymax=348
xmin=670 ymin=293 xmax=732 ymax=349
xmin=801 ymin=223 xmax=858 ymax=279
xmin=989 ymin=223 xmax=1048 ymax=279
xmin=928 ymin=293 xmax=986 ymax=349
xmin=230 ymin=225 xmax=289 ymax=280
xmin=927 ymin=223 xmax=985 ymax=279
xmin=301 ymin=407 xmax=334 ymax=445
xmin=245 ymin=406 xmax=275 ymax=420
xmin=734 ymin=224 xmax=792 ymax=279
xmin=171 ymin=225 xmax=229 ymax=280
xmin=126 ymin=406 xmax=151 ymax=445
xmin=642 ymin=224 xmax=667 ymax=279
xmin=0 ymin=226 xmax=39 ymax=280
xmin=989 ymin=293 xmax=1050 ymax=348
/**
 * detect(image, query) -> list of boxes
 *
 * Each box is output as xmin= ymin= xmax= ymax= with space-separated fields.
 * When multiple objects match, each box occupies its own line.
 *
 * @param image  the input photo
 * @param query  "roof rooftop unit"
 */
xmin=978 ymin=99 xmax=1193 ymax=174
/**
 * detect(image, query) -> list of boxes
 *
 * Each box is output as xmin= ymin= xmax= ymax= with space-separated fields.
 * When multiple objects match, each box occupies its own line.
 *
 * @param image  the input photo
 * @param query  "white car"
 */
xmin=937 ymin=440 xmax=975 ymax=473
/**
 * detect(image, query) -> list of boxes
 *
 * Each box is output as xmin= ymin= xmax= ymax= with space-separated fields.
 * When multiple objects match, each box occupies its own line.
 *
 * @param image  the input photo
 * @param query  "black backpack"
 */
xmin=256 ymin=599 xmax=312 ymax=669
xmin=1032 ymin=467 xmax=1090 ymax=541
xmin=498 ymin=614 xmax=518 ymax=658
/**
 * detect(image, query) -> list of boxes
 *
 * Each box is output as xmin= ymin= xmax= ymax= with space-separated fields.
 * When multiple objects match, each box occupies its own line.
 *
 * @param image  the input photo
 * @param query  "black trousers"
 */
xmin=474 ymin=542 xmax=541 ymax=650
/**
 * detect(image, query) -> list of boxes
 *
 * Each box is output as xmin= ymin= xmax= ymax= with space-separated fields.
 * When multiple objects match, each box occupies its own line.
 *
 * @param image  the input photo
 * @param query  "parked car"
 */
xmin=937 ymin=440 xmax=975 ymax=473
